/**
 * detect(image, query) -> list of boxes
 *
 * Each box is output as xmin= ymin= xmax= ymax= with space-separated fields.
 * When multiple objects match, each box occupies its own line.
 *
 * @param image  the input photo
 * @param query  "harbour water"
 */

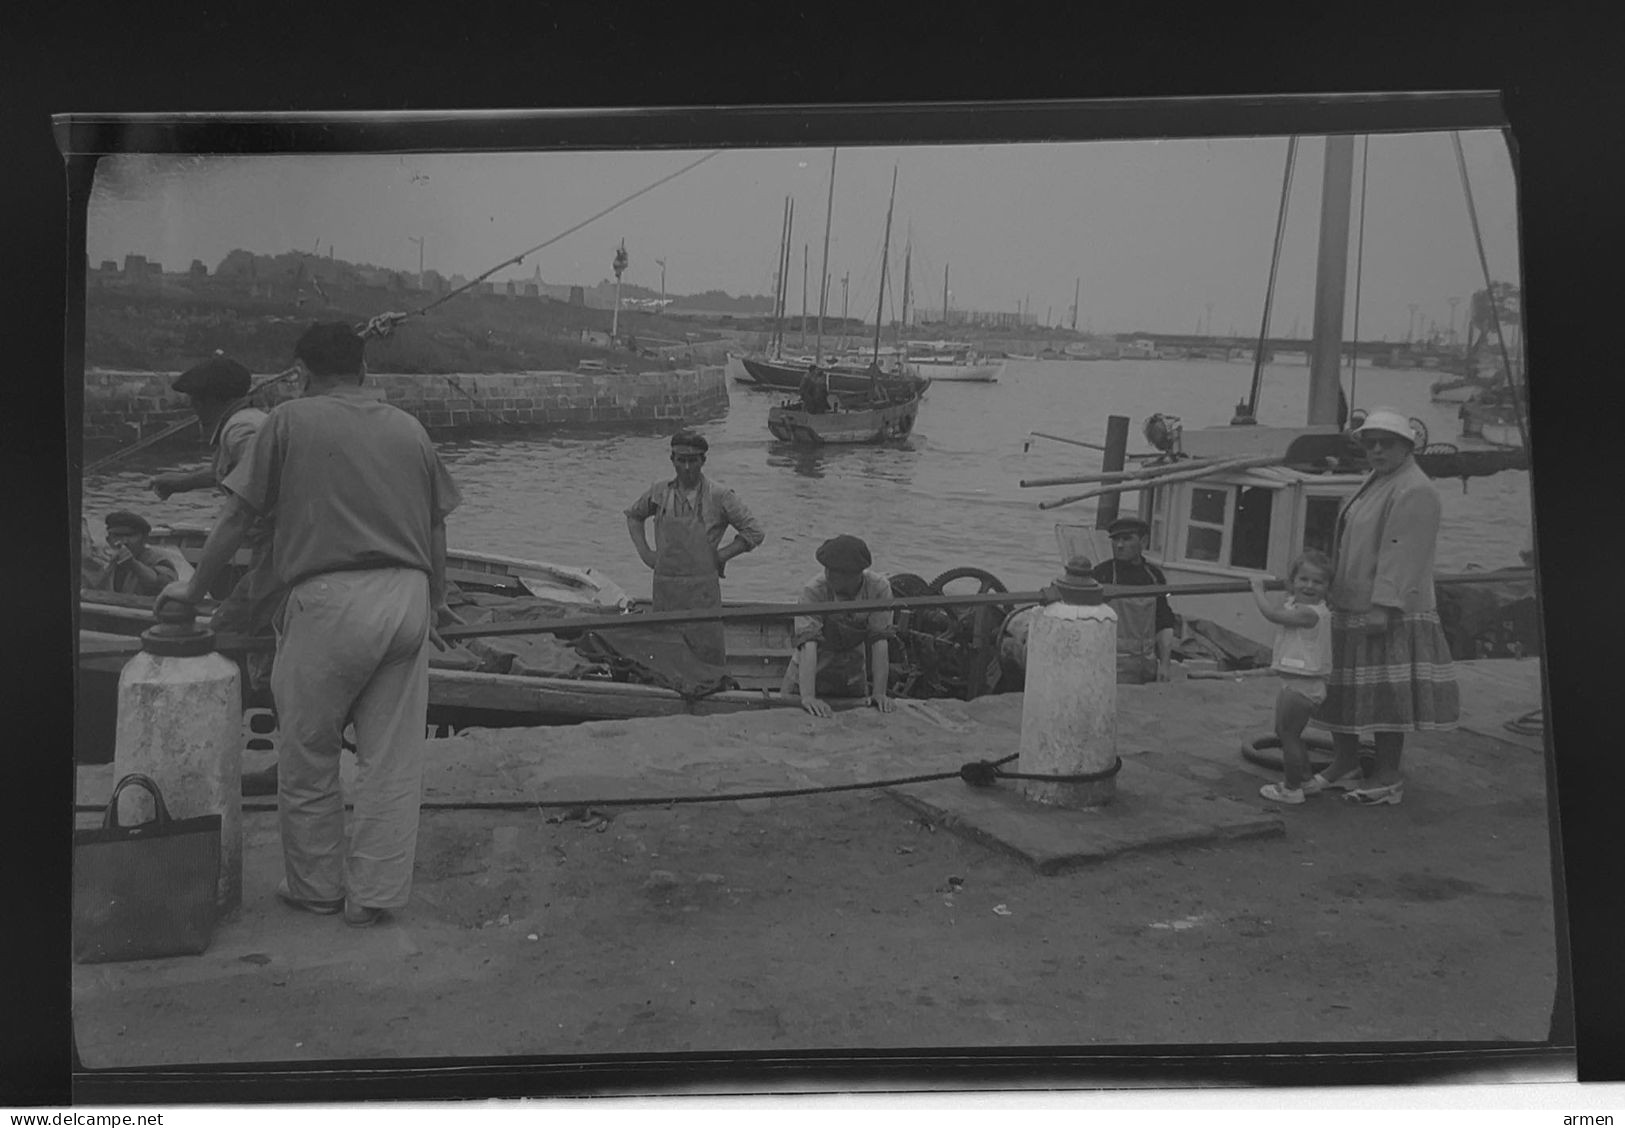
xmin=79 ymin=357 xmax=1535 ymax=603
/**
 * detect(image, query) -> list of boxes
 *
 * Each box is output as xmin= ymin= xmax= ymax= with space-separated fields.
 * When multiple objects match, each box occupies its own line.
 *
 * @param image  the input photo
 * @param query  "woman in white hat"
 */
xmin=1309 ymin=407 xmax=1460 ymax=806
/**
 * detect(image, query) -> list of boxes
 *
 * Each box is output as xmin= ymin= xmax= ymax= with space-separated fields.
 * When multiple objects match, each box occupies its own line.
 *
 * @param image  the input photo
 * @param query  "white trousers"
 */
xmin=271 ymin=567 xmax=430 ymax=909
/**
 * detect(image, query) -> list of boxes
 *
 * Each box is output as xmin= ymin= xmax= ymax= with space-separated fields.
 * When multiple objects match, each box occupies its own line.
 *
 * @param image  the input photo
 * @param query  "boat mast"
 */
xmin=1072 ymin=277 xmax=1080 ymax=332
xmin=772 ymin=196 xmax=792 ymax=358
xmin=942 ymin=263 xmax=949 ymax=328
xmin=898 ymin=234 xmax=912 ymax=351
xmin=814 ymin=148 xmax=837 ymax=367
xmin=1307 ymin=134 xmax=1356 ymax=426
xmin=871 ymin=165 xmax=899 ymax=395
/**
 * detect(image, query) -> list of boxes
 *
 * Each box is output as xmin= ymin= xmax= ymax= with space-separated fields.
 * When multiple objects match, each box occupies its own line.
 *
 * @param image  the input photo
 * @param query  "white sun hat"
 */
xmin=1351 ymin=407 xmax=1419 ymax=446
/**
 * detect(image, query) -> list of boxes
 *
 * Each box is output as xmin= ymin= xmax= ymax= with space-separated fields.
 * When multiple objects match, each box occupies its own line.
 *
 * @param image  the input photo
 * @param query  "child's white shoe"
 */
xmin=1260 ymin=782 xmax=1305 ymax=805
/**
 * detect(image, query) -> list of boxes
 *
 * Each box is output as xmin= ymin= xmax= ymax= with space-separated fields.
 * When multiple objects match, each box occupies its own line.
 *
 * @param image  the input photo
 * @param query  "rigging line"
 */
xmin=1349 ymin=134 xmax=1371 ymax=415
xmin=1247 ymin=136 xmax=1299 ymax=416
xmin=405 ymin=149 xmax=726 ymax=325
xmin=1450 ymin=133 xmax=1528 ymax=450
xmin=1451 ymin=132 xmax=1528 ymax=451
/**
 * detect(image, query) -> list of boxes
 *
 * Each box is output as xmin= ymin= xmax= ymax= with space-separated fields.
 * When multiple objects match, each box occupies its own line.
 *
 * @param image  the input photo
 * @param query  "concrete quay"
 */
xmin=72 ymin=658 xmax=1556 ymax=1065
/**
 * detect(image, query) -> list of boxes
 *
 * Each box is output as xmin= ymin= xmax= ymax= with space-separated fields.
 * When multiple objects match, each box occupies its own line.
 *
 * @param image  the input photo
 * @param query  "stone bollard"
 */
xmin=113 ymin=603 xmax=244 ymax=911
xmin=1017 ymin=558 xmax=1119 ymax=809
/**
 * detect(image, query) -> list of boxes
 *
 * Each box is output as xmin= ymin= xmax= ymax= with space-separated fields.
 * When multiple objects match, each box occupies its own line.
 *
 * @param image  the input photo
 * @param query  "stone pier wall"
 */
xmin=82 ymin=366 xmax=731 ymax=448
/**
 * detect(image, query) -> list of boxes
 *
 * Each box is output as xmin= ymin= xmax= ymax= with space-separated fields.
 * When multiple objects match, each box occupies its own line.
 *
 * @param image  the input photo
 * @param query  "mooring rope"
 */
xmin=74 ymin=750 xmax=1129 ymax=817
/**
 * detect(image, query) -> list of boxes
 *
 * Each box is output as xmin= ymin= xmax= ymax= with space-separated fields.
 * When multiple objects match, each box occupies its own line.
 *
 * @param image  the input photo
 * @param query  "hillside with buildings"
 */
xmin=83 ymin=249 xmax=775 ymax=374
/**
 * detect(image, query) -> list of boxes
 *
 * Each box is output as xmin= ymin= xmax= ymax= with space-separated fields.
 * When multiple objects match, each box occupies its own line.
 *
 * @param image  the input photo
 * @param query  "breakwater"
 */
xmin=81 ymin=365 xmax=732 ymax=448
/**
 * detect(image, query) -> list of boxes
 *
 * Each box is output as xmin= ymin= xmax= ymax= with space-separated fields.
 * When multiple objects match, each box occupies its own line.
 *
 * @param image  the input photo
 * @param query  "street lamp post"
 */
xmin=612 ymin=240 xmax=628 ymax=339
xmin=407 ymin=236 xmax=424 ymax=290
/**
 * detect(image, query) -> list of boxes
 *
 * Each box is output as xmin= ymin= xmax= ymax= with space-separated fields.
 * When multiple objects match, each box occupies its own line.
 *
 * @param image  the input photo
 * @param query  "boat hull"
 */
xmin=906 ymin=360 xmax=1003 ymax=382
xmin=739 ymin=356 xmax=927 ymax=396
xmin=766 ymin=395 xmax=920 ymax=444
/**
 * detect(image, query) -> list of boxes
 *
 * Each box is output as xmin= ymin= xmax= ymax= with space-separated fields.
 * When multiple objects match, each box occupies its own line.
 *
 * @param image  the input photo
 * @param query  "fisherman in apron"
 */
xmin=624 ymin=430 xmax=765 ymax=667
xmin=780 ymin=534 xmax=896 ymax=717
xmin=1091 ymin=516 xmax=1176 ymax=683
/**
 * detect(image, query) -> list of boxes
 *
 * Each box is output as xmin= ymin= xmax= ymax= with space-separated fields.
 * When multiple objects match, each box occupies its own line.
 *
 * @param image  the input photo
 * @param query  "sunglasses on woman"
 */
xmin=1360 ymin=434 xmax=1405 ymax=451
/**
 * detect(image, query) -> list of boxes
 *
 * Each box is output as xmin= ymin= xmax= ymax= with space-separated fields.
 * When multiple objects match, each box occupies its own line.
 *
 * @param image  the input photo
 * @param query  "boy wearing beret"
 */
xmin=782 ymin=534 xmax=895 ymax=717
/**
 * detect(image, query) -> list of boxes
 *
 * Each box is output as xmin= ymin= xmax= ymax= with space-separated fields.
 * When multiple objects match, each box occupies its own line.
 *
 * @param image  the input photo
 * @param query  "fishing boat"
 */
xmin=902 ymin=340 xmax=1004 ymax=382
xmin=737 ymin=354 xmax=927 ymax=397
xmin=1006 ymin=352 xmax=1039 ymax=362
xmin=1029 ymin=133 xmax=1536 ymax=663
xmin=765 ymin=158 xmax=926 ymax=445
xmin=76 ymin=524 xmax=1018 ymax=761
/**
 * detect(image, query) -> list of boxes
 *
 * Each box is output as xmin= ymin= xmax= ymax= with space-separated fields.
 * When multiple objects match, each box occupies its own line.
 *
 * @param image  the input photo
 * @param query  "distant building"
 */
xmin=523 ymin=282 xmax=539 ymax=298
xmin=569 ymin=285 xmax=586 ymax=307
xmin=123 ymin=254 xmax=148 ymax=277
xmin=99 ymin=260 xmax=118 ymax=273
xmin=423 ymin=269 xmax=447 ymax=293
xmin=505 ymin=280 xmax=517 ymax=296
xmin=189 ymin=259 xmax=208 ymax=279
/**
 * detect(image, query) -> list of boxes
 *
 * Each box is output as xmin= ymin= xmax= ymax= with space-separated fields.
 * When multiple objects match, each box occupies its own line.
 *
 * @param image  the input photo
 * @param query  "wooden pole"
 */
xmin=1020 ymin=458 xmax=1227 ymax=489
xmin=1308 ymin=134 xmax=1356 ymax=426
xmin=94 ymin=568 xmax=1536 ymax=657
xmin=1039 ymin=455 xmax=1284 ymax=510
xmin=1094 ymin=415 xmax=1132 ymax=530
xmin=800 ymin=244 xmax=808 ymax=351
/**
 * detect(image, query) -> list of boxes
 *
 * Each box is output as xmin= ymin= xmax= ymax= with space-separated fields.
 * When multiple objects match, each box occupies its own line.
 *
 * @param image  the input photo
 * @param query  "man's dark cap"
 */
xmin=670 ymin=429 xmax=709 ymax=453
xmin=1107 ymin=516 xmax=1151 ymax=538
xmin=816 ymin=534 xmax=872 ymax=572
xmin=172 ymin=354 xmax=252 ymax=400
xmin=104 ymin=510 xmax=152 ymax=536
xmin=294 ymin=322 xmax=366 ymax=376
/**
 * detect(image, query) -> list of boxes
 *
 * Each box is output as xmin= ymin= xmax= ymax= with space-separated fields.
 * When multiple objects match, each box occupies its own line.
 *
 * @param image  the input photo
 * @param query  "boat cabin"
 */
xmin=1059 ymin=424 xmax=1367 ymax=645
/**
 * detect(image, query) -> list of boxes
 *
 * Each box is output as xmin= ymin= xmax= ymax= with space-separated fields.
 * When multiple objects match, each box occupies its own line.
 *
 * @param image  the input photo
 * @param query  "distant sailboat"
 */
xmin=767 ymin=157 xmax=922 ymax=445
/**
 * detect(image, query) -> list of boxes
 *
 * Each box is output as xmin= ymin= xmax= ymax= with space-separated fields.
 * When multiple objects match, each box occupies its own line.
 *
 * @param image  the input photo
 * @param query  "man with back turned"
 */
xmin=157 ymin=322 xmax=462 ymax=928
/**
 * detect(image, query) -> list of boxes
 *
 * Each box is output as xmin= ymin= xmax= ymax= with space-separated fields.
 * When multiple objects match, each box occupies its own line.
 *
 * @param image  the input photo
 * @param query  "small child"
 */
xmin=1248 ymin=550 xmax=1334 ymax=804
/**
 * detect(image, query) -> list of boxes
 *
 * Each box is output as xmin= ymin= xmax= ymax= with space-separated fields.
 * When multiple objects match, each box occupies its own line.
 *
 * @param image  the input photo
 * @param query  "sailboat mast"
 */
xmin=1307 ymin=135 xmax=1355 ymax=426
xmin=773 ymin=196 xmax=792 ymax=357
xmin=1072 ymin=277 xmax=1080 ymax=332
xmin=871 ymin=166 xmax=899 ymax=389
xmin=815 ymin=148 xmax=837 ymax=366
xmin=898 ymin=236 xmax=912 ymax=348
xmin=942 ymin=264 xmax=949 ymax=327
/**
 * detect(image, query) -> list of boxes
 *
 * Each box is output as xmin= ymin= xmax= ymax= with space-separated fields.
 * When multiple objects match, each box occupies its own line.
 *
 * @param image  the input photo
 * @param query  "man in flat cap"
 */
xmin=157 ymin=321 xmax=462 ymax=927
xmin=1091 ymin=515 xmax=1176 ymax=683
xmin=85 ymin=510 xmax=180 ymax=596
xmin=781 ymin=534 xmax=895 ymax=717
xmin=624 ymin=429 xmax=764 ymax=667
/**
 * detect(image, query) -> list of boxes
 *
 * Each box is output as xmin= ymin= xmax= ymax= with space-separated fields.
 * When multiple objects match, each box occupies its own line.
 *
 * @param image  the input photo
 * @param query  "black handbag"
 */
xmin=73 ymin=773 xmax=220 ymax=964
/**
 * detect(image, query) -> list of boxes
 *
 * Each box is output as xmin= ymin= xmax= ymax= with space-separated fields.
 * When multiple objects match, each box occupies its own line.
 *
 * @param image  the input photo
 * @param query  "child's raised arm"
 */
xmin=1248 ymin=575 xmax=1321 ymax=628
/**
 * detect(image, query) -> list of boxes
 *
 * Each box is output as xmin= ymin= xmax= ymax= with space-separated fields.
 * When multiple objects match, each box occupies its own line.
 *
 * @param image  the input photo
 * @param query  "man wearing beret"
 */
xmin=85 ymin=511 xmax=179 ymax=596
xmin=625 ymin=429 xmax=764 ymax=667
xmin=150 ymin=353 xmax=268 ymax=503
xmin=782 ymin=534 xmax=895 ymax=717
xmin=1092 ymin=515 xmax=1176 ymax=684
xmin=148 ymin=353 xmax=282 ymax=644
xmin=157 ymin=322 xmax=462 ymax=927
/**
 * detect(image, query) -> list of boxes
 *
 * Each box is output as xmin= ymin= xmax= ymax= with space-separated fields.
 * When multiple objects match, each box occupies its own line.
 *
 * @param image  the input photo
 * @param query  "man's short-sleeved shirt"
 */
xmin=222 ymin=385 xmax=461 ymax=588
xmin=210 ymin=405 xmax=269 ymax=485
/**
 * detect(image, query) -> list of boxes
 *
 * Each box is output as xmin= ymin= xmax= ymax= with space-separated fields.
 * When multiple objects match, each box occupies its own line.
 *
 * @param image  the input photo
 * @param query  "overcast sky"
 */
xmin=85 ymin=130 xmax=1518 ymax=342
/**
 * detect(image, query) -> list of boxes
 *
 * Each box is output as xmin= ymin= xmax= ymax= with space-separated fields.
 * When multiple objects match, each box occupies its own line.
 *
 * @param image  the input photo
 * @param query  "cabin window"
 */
xmin=1184 ymin=487 xmax=1227 ymax=562
xmin=1303 ymin=496 xmax=1341 ymax=556
xmin=1229 ymin=486 xmax=1273 ymax=570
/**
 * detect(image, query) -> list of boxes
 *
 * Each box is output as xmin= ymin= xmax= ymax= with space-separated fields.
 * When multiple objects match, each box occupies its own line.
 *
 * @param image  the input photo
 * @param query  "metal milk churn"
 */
xmin=1017 ymin=558 xmax=1119 ymax=808
xmin=113 ymin=603 xmax=244 ymax=911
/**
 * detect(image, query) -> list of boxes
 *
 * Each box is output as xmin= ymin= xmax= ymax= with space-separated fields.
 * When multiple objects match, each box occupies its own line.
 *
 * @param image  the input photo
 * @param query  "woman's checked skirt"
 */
xmin=1314 ymin=608 xmax=1461 ymax=737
